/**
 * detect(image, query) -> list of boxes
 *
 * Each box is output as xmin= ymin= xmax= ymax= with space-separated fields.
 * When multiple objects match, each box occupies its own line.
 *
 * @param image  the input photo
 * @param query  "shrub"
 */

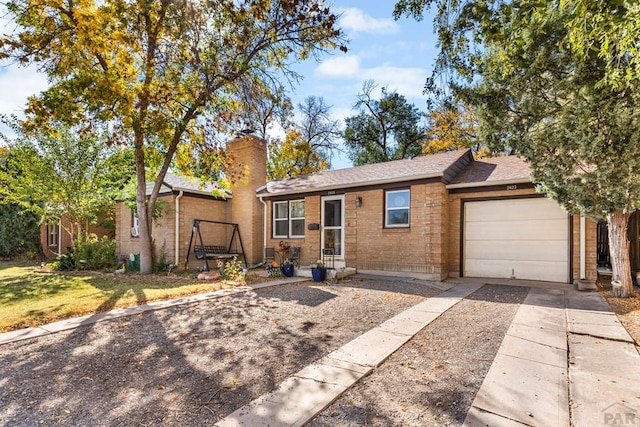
xmin=0 ymin=203 xmax=41 ymax=259
xmin=74 ymin=234 xmax=117 ymax=270
xmin=218 ymin=256 xmax=246 ymax=281
xmin=49 ymin=252 xmax=75 ymax=271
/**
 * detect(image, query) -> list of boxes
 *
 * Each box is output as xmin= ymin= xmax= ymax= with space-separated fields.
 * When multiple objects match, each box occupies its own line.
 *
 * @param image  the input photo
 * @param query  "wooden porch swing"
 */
xmin=184 ymin=219 xmax=247 ymax=271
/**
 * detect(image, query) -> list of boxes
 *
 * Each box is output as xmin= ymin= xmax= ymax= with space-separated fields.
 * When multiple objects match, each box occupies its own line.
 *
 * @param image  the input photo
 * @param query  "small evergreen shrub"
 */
xmin=49 ymin=252 xmax=76 ymax=271
xmin=73 ymin=234 xmax=117 ymax=270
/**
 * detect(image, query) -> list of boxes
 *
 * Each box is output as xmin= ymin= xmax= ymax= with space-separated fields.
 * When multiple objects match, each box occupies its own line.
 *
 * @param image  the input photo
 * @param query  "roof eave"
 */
xmin=446 ymin=178 xmax=532 ymax=189
xmin=256 ymin=173 xmax=445 ymax=197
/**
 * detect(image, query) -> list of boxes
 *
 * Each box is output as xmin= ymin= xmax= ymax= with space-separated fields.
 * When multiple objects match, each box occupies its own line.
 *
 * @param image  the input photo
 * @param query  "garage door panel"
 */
xmin=465 ymin=220 xmax=568 ymax=241
xmin=465 ymin=240 xmax=568 ymax=262
xmin=464 ymin=198 xmax=569 ymax=283
xmin=464 ymin=259 xmax=568 ymax=283
xmin=465 ymin=199 xmax=567 ymax=221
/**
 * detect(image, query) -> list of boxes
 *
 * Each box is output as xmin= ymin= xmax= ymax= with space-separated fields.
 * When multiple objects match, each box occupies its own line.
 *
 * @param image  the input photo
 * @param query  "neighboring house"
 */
xmin=41 ymin=216 xmax=111 ymax=259
xmin=257 ymin=150 xmax=598 ymax=284
xmin=115 ymin=135 xmax=266 ymax=268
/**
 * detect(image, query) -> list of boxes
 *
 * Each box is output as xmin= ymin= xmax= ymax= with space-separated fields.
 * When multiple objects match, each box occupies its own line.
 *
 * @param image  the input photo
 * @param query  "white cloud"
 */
xmin=338 ymin=8 xmax=399 ymax=35
xmin=361 ymin=66 xmax=428 ymax=100
xmin=0 ymin=64 xmax=49 ymax=117
xmin=315 ymin=55 xmax=360 ymax=78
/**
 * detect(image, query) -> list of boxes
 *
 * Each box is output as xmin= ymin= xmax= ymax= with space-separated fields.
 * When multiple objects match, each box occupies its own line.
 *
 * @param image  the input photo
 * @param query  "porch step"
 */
xmin=295 ymin=267 xmax=357 ymax=280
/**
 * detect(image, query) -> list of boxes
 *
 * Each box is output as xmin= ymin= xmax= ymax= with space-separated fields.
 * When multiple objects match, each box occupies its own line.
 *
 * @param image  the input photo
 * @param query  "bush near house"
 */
xmin=49 ymin=234 xmax=116 ymax=271
xmin=0 ymin=203 xmax=41 ymax=260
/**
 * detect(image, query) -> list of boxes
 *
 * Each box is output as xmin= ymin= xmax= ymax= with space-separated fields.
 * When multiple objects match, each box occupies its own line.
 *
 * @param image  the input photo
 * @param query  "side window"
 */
xmin=131 ymin=211 xmax=140 ymax=237
xmin=385 ymin=189 xmax=410 ymax=228
xmin=47 ymin=222 xmax=59 ymax=246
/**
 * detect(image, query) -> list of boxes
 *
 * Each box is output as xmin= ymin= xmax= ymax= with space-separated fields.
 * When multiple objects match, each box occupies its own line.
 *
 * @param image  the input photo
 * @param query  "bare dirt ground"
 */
xmin=603 ymin=288 xmax=640 ymax=348
xmin=0 ymin=278 xmax=440 ymax=426
xmin=309 ymin=284 xmax=530 ymax=427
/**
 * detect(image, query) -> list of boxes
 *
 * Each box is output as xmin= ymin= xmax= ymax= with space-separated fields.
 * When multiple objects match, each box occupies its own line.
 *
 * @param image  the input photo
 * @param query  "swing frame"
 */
xmin=184 ymin=219 xmax=247 ymax=271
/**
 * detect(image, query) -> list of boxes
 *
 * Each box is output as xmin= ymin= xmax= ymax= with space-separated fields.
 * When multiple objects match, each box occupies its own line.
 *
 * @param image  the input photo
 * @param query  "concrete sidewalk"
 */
xmin=215 ymin=283 xmax=640 ymax=427
xmin=464 ymin=287 xmax=640 ymax=427
xmin=4 ymin=277 xmax=638 ymax=427
xmin=0 ymin=277 xmax=308 ymax=345
xmin=215 ymin=283 xmax=484 ymax=427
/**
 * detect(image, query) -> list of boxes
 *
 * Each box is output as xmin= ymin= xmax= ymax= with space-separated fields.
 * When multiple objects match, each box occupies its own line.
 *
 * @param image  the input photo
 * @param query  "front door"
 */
xmin=321 ymin=195 xmax=345 ymax=265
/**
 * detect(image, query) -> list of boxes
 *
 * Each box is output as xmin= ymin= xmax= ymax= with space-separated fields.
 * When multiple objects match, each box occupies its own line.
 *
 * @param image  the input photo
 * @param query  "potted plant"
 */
xmin=311 ymin=262 xmax=327 ymax=282
xmin=280 ymin=258 xmax=294 ymax=277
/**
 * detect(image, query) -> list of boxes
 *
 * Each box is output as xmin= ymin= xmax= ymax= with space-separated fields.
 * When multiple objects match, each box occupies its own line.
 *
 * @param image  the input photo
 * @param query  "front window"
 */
xmin=273 ymin=202 xmax=289 ymax=238
xmin=273 ymin=200 xmax=305 ymax=238
xmin=47 ymin=222 xmax=59 ymax=247
xmin=385 ymin=189 xmax=410 ymax=228
xmin=290 ymin=200 xmax=305 ymax=238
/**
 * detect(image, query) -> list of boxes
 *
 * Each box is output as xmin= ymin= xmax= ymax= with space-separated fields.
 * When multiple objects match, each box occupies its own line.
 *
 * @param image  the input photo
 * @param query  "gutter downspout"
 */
xmin=580 ymin=215 xmax=586 ymax=280
xmin=175 ymin=191 xmax=184 ymax=266
xmin=259 ymin=195 xmax=267 ymax=262
xmin=58 ymin=220 xmax=62 ymax=255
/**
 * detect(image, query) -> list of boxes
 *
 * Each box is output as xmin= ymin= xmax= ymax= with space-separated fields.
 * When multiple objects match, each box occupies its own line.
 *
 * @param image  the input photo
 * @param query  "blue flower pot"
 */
xmin=281 ymin=265 xmax=294 ymax=277
xmin=311 ymin=268 xmax=327 ymax=282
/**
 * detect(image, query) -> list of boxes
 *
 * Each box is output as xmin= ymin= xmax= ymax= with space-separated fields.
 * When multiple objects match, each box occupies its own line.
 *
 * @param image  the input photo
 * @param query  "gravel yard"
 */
xmin=309 ymin=284 xmax=530 ymax=427
xmin=0 ymin=278 xmax=440 ymax=426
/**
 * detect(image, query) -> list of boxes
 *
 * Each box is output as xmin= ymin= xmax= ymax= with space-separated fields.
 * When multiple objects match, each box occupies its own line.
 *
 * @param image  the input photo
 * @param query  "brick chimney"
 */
xmin=226 ymin=134 xmax=267 ymax=266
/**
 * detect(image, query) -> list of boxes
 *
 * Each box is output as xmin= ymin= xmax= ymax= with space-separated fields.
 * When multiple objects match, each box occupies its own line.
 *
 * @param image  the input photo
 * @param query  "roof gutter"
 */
xmin=445 ymin=178 xmax=531 ymax=190
xmin=259 ymin=195 xmax=267 ymax=262
xmin=255 ymin=173 xmax=444 ymax=198
xmin=175 ymin=190 xmax=184 ymax=266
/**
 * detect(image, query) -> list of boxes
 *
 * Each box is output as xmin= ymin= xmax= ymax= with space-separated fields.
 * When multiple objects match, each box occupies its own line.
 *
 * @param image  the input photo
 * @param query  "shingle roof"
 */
xmin=447 ymin=155 xmax=532 ymax=187
xmin=258 ymin=150 xmax=472 ymax=196
xmin=146 ymin=172 xmax=228 ymax=197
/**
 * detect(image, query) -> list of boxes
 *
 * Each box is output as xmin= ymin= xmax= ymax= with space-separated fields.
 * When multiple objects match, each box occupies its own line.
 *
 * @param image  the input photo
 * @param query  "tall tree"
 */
xmin=0 ymin=147 xmax=41 ymax=258
xmin=1 ymin=0 xmax=346 ymax=273
xmin=395 ymin=0 xmax=640 ymax=296
xmin=422 ymin=102 xmax=486 ymax=157
xmin=297 ymin=96 xmax=342 ymax=162
xmin=0 ymin=123 xmax=134 ymax=241
xmin=343 ymin=80 xmax=426 ymax=166
xmin=237 ymin=82 xmax=294 ymax=140
xmin=267 ymin=129 xmax=330 ymax=179
xmin=266 ymin=95 xmax=339 ymax=178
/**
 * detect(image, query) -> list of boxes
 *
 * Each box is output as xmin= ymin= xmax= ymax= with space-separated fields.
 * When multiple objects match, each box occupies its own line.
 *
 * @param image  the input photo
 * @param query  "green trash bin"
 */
xmin=128 ymin=253 xmax=140 ymax=272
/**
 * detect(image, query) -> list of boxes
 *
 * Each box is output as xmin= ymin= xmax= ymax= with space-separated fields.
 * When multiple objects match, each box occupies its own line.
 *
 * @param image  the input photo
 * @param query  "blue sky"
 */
xmin=289 ymin=1 xmax=437 ymax=168
xmin=0 ymin=1 xmax=437 ymax=169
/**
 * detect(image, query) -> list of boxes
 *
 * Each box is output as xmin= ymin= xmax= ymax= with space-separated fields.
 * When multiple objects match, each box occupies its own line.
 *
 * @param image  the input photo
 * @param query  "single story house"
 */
xmin=115 ymin=134 xmax=598 ymax=284
xmin=257 ymin=149 xmax=597 ymax=284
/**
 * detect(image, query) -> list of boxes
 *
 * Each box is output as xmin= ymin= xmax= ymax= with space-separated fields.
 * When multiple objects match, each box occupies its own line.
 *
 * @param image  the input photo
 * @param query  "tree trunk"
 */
xmin=607 ymin=210 xmax=633 ymax=297
xmin=134 ymin=137 xmax=154 ymax=275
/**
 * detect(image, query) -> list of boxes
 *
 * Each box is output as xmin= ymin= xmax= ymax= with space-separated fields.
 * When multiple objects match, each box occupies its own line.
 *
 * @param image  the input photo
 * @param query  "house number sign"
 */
xmin=506 ymin=185 xmax=517 ymax=190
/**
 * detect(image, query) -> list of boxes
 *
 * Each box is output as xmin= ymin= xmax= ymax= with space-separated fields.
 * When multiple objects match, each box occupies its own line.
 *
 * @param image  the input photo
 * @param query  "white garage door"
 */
xmin=464 ymin=198 xmax=569 ymax=283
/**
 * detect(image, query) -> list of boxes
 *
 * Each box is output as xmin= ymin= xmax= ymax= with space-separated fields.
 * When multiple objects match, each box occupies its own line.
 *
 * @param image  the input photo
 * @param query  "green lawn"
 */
xmin=0 ymin=264 xmax=241 ymax=332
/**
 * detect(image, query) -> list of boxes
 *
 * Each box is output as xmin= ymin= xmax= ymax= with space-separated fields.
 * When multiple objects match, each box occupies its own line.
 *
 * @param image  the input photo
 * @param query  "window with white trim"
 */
xmin=273 ymin=200 xmax=305 ymax=238
xmin=47 ymin=222 xmax=59 ymax=247
xmin=131 ymin=211 xmax=140 ymax=237
xmin=385 ymin=189 xmax=410 ymax=228
xmin=289 ymin=200 xmax=305 ymax=238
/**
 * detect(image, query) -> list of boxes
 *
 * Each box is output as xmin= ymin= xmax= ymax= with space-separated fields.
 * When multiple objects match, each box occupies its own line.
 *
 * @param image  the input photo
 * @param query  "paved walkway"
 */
xmin=215 ymin=283 xmax=640 ymax=427
xmin=3 ymin=278 xmax=639 ymax=426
